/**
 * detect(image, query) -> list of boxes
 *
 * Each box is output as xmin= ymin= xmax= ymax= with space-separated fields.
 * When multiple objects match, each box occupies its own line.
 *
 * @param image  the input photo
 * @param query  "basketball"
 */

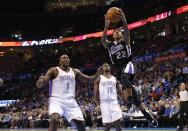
xmin=106 ymin=7 xmax=121 ymax=23
xmin=0 ymin=79 xmax=3 ymax=86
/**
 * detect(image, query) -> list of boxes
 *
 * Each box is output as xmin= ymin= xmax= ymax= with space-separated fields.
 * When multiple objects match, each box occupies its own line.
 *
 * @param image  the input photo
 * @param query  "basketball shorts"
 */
xmin=100 ymin=99 xmax=122 ymax=124
xmin=114 ymin=61 xmax=135 ymax=81
xmin=48 ymin=97 xmax=84 ymax=122
xmin=123 ymin=61 xmax=134 ymax=74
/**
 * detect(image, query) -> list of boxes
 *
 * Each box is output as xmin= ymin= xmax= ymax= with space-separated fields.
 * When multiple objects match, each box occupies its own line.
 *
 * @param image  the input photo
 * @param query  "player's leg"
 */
xmin=64 ymin=98 xmax=85 ymax=131
xmin=121 ymin=71 xmax=158 ymax=127
xmin=121 ymin=72 xmax=133 ymax=99
xmin=71 ymin=119 xmax=86 ymax=131
xmin=48 ymin=113 xmax=60 ymax=131
xmin=120 ymin=62 xmax=135 ymax=98
xmin=113 ymin=119 xmax=122 ymax=131
xmin=100 ymin=100 xmax=113 ymax=131
xmin=131 ymin=87 xmax=158 ymax=127
xmin=48 ymin=98 xmax=64 ymax=131
xmin=104 ymin=123 xmax=112 ymax=131
xmin=110 ymin=99 xmax=122 ymax=131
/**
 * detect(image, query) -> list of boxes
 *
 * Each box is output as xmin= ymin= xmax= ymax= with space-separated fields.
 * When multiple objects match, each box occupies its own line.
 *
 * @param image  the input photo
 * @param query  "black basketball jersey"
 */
xmin=106 ymin=41 xmax=132 ymax=70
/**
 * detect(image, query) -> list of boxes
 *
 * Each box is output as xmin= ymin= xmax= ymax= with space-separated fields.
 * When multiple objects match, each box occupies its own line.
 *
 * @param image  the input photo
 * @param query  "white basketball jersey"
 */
xmin=99 ymin=75 xmax=118 ymax=100
xmin=49 ymin=67 xmax=76 ymax=99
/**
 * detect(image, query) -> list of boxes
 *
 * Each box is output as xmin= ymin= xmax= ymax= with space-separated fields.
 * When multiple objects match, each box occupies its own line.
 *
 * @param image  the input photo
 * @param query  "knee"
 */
xmin=121 ymin=73 xmax=129 ymax=81
xmin=72 ymin=119 xmax=86 ymax=131
xmin=105 ymin=123 xmax=112 ymax=128
xmin=114 ymin=120 xmax=122 ymax=131
xmin=50 ymin=113 xmax=60 ymax=124
xmin=114 ymin=120 xmax=121 ymax=126
xmin=132 ymin=95 xmax=142 ymax=106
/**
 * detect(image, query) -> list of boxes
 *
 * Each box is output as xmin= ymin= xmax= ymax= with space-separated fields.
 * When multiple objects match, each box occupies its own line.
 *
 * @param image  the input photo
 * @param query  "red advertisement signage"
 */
xmin=155 ymin=52 xmax=186 ymax=62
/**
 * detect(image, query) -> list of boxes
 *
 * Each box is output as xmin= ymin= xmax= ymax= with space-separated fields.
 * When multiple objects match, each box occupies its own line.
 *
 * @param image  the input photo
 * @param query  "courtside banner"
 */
xmin=155 ymin=51 xmax=186 ymax=62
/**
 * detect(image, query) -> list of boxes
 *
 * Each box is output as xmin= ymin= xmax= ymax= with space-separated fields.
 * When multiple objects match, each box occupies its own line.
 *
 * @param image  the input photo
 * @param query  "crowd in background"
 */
xmin=0 ymin=0 xmax=188 ymax=128
xmin=0 ymin=36 xmax=188 ymax=128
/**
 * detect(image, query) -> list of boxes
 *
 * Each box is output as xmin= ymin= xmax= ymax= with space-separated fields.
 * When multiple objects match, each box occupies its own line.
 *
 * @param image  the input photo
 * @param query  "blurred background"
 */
xmin=0 ymin=0 xmax=188 ymax=129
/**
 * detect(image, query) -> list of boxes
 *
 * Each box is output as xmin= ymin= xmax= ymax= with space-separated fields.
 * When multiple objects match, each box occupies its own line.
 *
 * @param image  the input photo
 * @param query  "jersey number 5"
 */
xmin=116 ymin=51 xmax=126 ymax=59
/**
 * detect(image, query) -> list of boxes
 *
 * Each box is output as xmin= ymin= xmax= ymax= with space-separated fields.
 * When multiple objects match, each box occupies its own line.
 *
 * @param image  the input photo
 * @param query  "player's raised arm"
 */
xmin=101 ymin=15 xmax=111 ymax=49
xmin=118 ymin=9 xmax=130 ymax=46
xmin=73 ymin=67 xmax=102 ymax=83
xmin=94 ymin=76 xmax=100 ymax=106
xmin=36 ymin=67 xmax=56 ymax=88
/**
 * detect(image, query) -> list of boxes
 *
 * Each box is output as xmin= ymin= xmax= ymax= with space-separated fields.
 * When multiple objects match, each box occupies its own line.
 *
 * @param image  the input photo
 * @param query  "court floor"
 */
xmin=0 ymin=128 xmax=187 ymax=131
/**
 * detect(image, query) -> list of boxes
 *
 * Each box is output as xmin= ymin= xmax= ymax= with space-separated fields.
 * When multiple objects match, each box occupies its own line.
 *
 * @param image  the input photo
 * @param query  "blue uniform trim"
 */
xmin=49 ymin=80 xmax=52 ymax=96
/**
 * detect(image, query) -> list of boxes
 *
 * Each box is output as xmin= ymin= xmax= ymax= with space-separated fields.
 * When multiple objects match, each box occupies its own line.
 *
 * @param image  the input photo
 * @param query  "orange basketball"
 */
xmin=106 ymin=7 xmax=121 ymax=23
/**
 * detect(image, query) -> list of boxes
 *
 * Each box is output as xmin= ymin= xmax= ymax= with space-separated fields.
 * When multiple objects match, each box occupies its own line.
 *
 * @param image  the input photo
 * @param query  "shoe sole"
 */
xmin=145 ymin=112 xmax=158 ymax=127
xmin=147 ymin=116 xmax=158 ymax=127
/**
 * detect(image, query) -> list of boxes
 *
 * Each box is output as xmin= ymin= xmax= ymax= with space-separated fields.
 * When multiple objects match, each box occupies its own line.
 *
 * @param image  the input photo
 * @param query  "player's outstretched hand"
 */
xmin=36 ymin=76 xmax=45 ymax=88
xmin=39 ymin=76 xmax=44 ymax=82
xmin=104 ymin=14 xmax=110 ymax=28
xmin=117 ymin=9 xmax=126 ymax=22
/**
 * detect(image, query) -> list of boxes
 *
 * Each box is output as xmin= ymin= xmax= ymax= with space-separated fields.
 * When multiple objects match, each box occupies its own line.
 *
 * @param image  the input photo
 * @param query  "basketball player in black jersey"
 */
xmin=101 ymin=9 xmax=158 ymax=127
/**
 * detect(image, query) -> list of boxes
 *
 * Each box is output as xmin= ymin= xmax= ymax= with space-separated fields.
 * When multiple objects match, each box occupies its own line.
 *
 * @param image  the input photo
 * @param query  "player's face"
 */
xmin=102 ymin=63 xmax=110 ymax=72
xmin=180 ymin=83 xmax=185 ymax=90
xmin=59 ymin=55 xmax=70 ymax=66
xmin=113 ymin=30 xmax=123 ymax=40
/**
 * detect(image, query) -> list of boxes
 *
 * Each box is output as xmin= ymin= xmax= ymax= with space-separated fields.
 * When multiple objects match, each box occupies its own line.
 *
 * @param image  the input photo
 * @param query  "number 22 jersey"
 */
xmin=106 ymin=41 xmax=132 ymax=70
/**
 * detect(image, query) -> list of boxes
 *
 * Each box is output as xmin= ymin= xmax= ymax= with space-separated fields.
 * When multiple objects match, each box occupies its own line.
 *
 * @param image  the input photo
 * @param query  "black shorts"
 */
xmin=113 ymin=65 xmax=135 ymax=84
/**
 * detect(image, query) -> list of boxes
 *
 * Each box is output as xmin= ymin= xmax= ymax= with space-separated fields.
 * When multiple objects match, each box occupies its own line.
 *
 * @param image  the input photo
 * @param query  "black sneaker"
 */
xmin=144 ymin=110 xmax=158 ymax=127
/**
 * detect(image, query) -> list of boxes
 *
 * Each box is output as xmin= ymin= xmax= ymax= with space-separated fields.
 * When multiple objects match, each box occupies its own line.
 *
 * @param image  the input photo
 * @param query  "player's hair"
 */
xmin=102 ymin=63 xmax=109 ymax=66
xmin=59 ymin=54 xmax=68 ymax=60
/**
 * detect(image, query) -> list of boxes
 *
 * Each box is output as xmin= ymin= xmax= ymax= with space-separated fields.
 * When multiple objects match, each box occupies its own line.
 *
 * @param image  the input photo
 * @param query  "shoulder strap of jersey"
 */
xmin=100 ymin=75 xmax=104 ymax=79
xmin=56 ymin=67 xmax=61 ymax=73
xmin=69 ymin=68 xmax=75 ymax=75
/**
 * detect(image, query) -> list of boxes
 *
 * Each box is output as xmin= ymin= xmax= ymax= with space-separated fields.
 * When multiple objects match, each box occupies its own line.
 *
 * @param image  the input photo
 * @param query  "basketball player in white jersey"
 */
xmin=94 ymin=63 xmax=124 ymax=131
xmin=36 ymin=54 xmax=102 ymax=131
xmin=101 ymin=9 xmax=158 ymax=127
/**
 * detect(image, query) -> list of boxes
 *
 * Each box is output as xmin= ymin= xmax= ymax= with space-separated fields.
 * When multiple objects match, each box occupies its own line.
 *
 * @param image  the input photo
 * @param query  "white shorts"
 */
xmin=48 ymin=97 xmax=84 ymax=122
xmin=123 ymin=61 xmax=134 ymax=74
xmin=100 ymin=99 xmax=122 ymax=124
